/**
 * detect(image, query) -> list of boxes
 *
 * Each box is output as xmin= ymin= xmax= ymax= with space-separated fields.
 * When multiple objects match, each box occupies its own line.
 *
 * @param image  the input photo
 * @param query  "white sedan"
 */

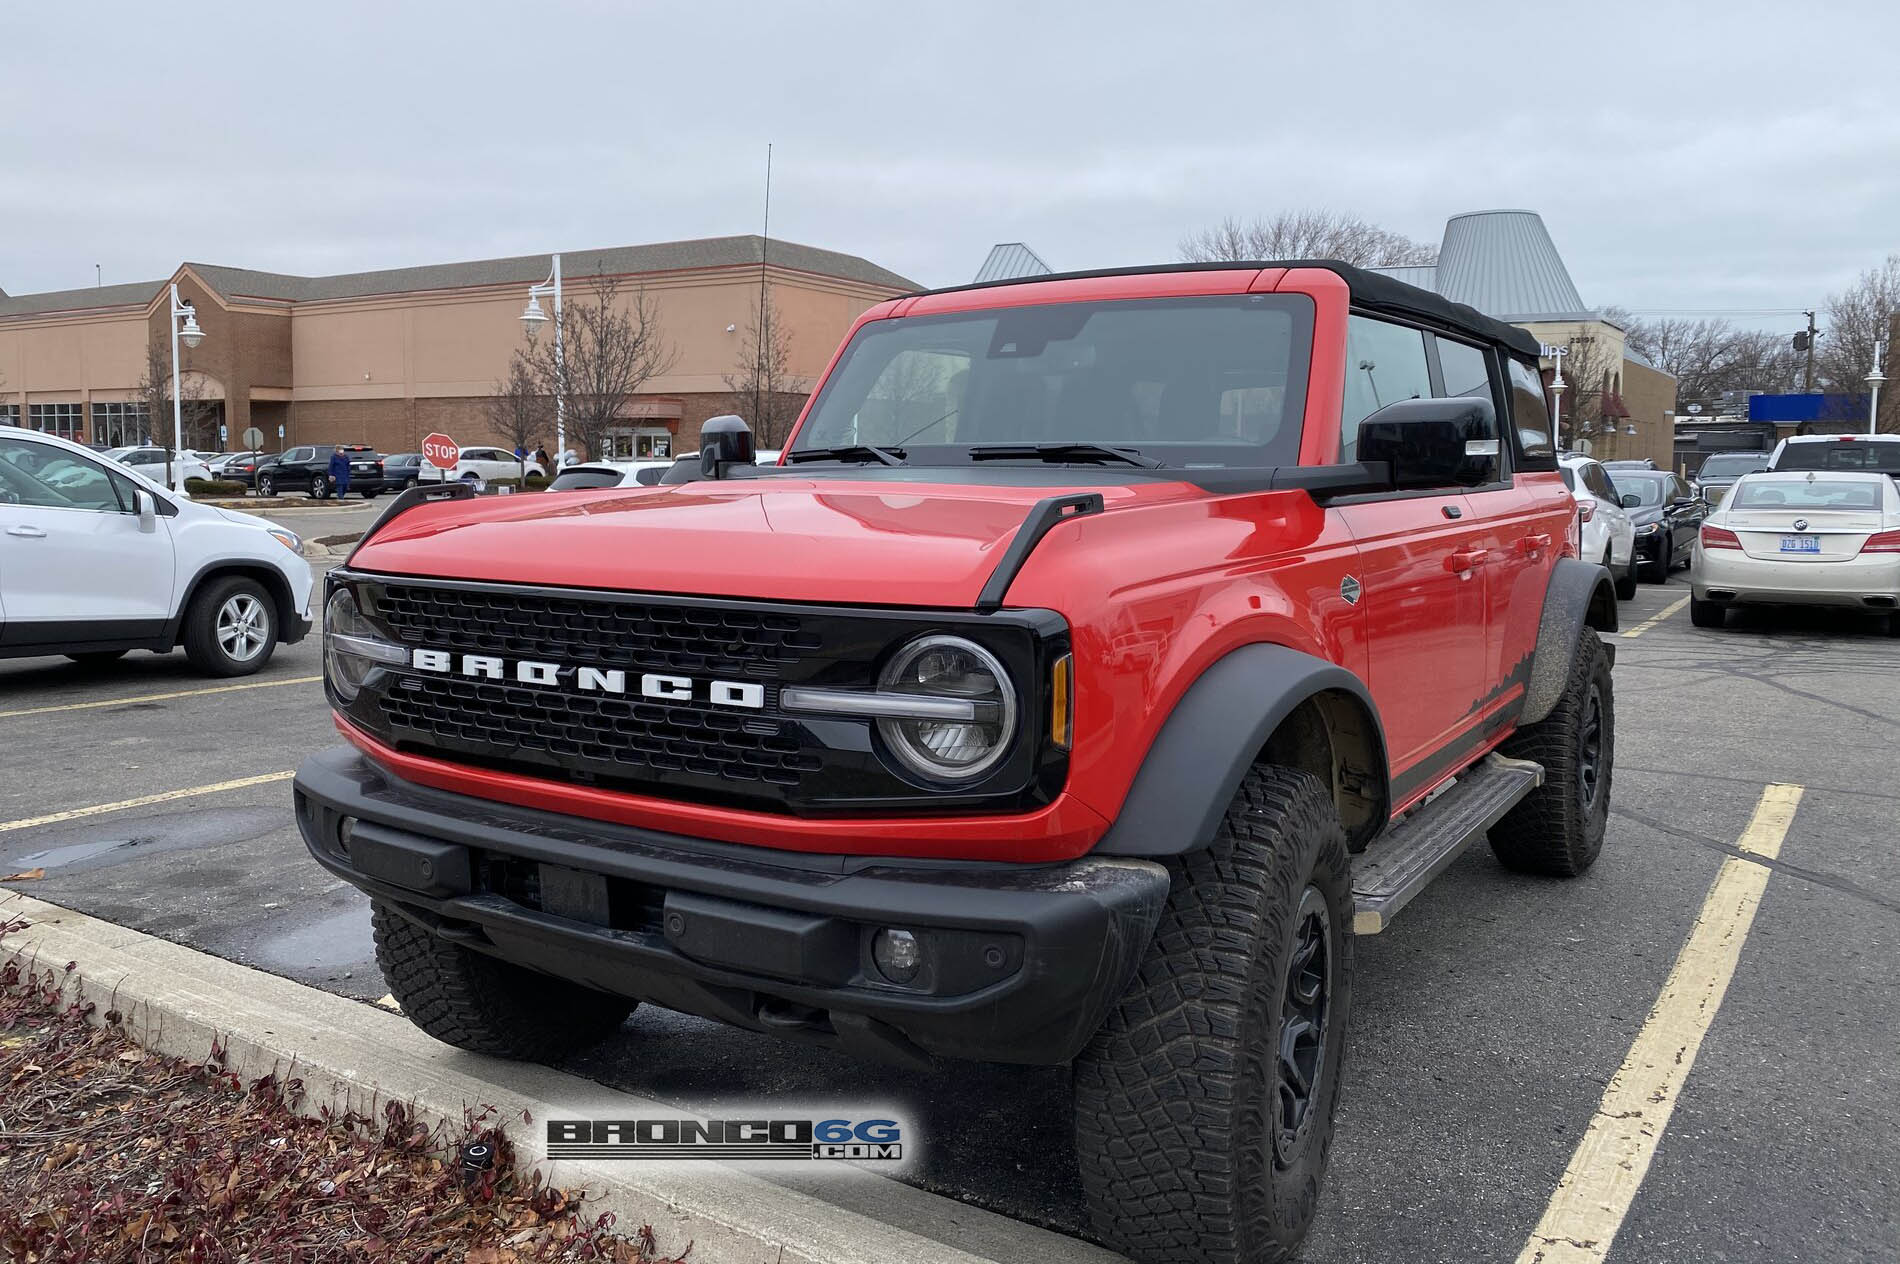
xmin=1690 ymin=470 xmax=1900 ymax=631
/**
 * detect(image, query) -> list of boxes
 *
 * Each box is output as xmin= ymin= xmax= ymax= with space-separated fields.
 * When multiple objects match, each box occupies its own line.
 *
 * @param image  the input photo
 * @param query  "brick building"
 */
xmin=0 ymin=236 xmax=916 ymax=459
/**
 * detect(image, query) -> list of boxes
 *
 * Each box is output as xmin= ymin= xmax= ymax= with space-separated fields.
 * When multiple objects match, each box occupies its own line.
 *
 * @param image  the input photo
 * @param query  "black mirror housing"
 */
xmin=1355 ymin=397 xmax=1500 ymax=491
xmin=699 ymin=415 xmax=756 ymax=479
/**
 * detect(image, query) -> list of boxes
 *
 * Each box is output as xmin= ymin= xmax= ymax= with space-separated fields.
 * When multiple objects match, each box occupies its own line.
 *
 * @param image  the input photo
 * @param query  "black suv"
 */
xmin=256 ymin=445 xmax=386 ymax=498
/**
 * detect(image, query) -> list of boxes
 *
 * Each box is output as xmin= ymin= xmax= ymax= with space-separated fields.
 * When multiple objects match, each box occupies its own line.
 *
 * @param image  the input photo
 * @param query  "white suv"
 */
xmin=1560 ymin=453 xmax=1639 ymax=599
xmin=446 ymin=446 xmax=546 ymax=486
xmin=0 ymin=426 xmax=314 ymax=674
xmin=1768 ymin=433 xmax=1900 ymax=481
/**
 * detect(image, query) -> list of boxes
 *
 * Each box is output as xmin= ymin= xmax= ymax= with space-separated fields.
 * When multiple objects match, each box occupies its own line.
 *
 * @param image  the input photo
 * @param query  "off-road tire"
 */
xmin=371 ymin=902 xmax=634 ymax=1061
xmin=1074 ymin=766 xmax=1352 ymax=1264
xmin=66 ymin=650 xmax=129 ymax=666
xmin=1488 ymin=632 xmax=1612 ymax=876
xmin=1689 ymin=597 xmax=1726 ymax=629
xmin=181 ymin=575 xmax=278 ymax=677
xmin=1615 ymin=551 xmax=1639 ymax=601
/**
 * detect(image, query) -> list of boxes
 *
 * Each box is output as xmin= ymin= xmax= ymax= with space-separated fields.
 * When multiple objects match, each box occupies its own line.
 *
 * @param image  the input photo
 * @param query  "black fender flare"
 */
xmin=1092 ymin=643 xmax=1390 ymax=856
xmin=1518 ymin=557 xmax=1618 ymax=727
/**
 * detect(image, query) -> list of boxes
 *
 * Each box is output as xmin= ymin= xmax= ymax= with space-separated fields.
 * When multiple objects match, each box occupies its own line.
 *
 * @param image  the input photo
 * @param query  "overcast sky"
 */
xmin=5 ymin=1 xmax=1897 ymax=335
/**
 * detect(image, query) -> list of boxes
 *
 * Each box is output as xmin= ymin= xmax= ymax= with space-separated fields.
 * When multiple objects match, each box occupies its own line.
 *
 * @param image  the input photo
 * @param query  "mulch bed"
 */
xmin=0 ymin=918 xmax=688 ymax=1263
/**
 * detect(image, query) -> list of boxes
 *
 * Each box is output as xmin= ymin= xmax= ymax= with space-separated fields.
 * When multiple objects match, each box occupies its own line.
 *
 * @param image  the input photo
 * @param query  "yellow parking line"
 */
xmin=1622 ymin=596 xmax=1690 ymax=638
xmin=0 ymin=771 xmax=297 ymax=833
xmin=1516 ymin=783 xmax=1805 ymax=1264
xmin=0 ymin=675 xmax=322 ymax=720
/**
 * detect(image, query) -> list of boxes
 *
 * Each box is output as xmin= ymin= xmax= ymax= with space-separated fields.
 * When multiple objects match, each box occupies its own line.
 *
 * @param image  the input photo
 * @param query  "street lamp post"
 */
xmin=1867 ymin=339 xmax=1886 ymax=436
xmin=168 ymin=282 xmax=205 ymax=491
xmin=521 ymin=253 xmax=565 ymax=463
xmin=1541 ymin=342 xmax=1569 ymax=448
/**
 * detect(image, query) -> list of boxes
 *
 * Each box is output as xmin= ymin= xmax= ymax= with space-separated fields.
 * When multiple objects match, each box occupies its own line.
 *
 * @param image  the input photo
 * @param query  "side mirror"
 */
xmin=1621 ymin=492 xmax=1642 ymax=508
xmin=1670 ymin=496 xmax=1695 ymax=509
xmin=699 ymin=414 xmax=757 ymax=480
xmin=1356 ymin=397 xmax=1500 ymax=491
xmin=133 ymin=488 xmax=157 ymax=531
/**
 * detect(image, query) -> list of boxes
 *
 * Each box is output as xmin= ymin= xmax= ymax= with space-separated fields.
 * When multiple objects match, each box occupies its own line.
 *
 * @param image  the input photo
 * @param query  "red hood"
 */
xmin=348 ymin=477 xmax=1200 ymax=607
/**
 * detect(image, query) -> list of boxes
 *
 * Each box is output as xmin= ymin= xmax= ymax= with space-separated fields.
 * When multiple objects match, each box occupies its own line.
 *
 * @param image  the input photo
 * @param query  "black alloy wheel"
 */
xmin=1576 ymin=680 xmax=1604 ymax=813
xmin=1273 ymin=885 xmax=1334 ymax=1170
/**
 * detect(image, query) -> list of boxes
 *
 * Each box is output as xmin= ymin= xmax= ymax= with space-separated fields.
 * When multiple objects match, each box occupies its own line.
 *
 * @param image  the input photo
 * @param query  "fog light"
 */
xmin=337 ymin=815 xmax=356 ymax=857
xmin=872 ymin=928 xmax=924 ymax=985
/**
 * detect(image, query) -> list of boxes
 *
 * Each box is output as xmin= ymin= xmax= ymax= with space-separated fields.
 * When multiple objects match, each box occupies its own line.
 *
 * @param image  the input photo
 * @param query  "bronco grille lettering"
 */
xmin=408 ymin=648 xmax=765 ymax=709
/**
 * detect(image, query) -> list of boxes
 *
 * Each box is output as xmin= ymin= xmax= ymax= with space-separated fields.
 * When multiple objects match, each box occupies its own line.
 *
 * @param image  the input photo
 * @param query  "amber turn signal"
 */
xmin=1051 ymin=653 xmax=1073 ymax=750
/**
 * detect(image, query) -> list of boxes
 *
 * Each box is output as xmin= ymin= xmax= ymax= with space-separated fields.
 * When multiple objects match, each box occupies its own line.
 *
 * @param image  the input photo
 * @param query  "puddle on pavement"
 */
xmin=248 ymin=902 xmax=373 ymax=972
xmin=6 ymin=807 xmax=284 ymax=874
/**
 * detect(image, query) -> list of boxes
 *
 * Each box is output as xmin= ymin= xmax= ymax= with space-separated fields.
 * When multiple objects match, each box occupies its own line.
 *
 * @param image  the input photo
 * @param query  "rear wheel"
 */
xmin=1488 ymin=632 xmax=1612 ymax=876
xmin=372 ymin=902 xmax=634 ymax=1060
xmin=1074 ymin=765 xmax=1351 ymax=1264
xmin=1689 ymin=597 xmax=1726 ymax=629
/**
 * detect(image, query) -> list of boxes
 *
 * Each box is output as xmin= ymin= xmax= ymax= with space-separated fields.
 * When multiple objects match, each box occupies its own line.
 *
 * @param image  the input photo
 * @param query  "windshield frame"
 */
xmin=788 ymin=293 xmax=1315 ymax=471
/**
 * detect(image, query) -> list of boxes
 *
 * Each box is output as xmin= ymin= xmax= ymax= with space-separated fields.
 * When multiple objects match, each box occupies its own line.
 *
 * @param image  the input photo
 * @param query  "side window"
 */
xmin=1435 ymin=337 xmax=1492 ymax=402
xmin=1585 ymin=464 xmax=1614 ymax=501
xmin=1506 ymin=358 xmax=1556 ymax=467
xmin=1341 ymin=316 xmax=1431 ymax=462
xmin=287 ymin=447 xmax=314 ymax=463
xmin=0 ymin=438 xmax=126 ymax=512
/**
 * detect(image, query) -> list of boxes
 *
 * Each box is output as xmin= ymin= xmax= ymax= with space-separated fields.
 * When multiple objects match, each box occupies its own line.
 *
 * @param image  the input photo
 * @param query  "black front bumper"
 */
xmin=294 ymin=748 xmax=1169 ymax=1066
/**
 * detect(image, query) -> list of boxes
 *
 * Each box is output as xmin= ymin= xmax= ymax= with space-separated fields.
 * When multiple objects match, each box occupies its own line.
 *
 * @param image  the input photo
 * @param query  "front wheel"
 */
xmin=1615 ymin=550 xmax=1639 ymax=601
xmin=311 ymin=475 xmax=332 ymax=500
xmin=1488 ymin=632 xmax=1612 ymax=876
xmin=258 ymin=473 xmax=276 ymax=497
xmin=1075 ymin=765 xmax=1352 ymax=1264
xmin=372 ymin=902 xmax=634 ymax=1060
xmin=182 ymin=576 xmax=278 ymax=676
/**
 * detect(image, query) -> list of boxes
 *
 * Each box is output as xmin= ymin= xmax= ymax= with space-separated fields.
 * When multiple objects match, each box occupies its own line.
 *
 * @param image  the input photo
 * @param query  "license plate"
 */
xmin=1779 ymin=535 xmax=1820 ymax=553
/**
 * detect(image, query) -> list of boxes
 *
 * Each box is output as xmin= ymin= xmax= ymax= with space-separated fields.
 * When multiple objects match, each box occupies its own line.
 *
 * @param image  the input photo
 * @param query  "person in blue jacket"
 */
xmin=327 ymin=446 xmax=352 ymax=498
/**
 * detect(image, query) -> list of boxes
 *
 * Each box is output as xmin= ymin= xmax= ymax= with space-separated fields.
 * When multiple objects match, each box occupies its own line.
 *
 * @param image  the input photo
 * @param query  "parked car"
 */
xmin=101 ymin=446 xmax=214 ymax=490
xmin=1691 ymin=470 xmax=1900 ymax=630
xmin=1692 ymin=451 xmax=1771 ymax=507
xmin=1601 ymin=458 xmax=1656 ymax=470
xmin=0 ymin=425 xmax=314 ymax=673
xmin=1560 ymin=453 xmax=1638 ymax=598
xmin=444 ymin=446 xmax=546 ymax=486
xmin=299 ymin=259 xmax=1623 ymax=1264
xmin=206 ymin=450 xmax=264 ymax=481
xmin=546 ymin=459 xmax=676 ymax=491
xmin=1767 ymin=432 xmax=1900 ymax=482
xmin=380 ymin=453 xmax=430 ymax=489
xmin=254 ymin=445 xmax=387 ymax=499
xmin=1614 ymin=468 xmax=1706 ymax=581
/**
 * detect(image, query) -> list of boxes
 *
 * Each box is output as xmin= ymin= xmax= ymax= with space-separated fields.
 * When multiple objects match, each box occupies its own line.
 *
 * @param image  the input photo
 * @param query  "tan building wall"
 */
xmin=1587 ymin=357 xmax=1678 ymax=468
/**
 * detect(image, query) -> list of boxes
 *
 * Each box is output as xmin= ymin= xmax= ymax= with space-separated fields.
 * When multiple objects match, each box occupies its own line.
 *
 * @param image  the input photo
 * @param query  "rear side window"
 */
xmin=1435 ymin=338 xmax=1492 ymax=401
xmin=1773 ymin=440 xmax=1900 ymax=474
xmin=1507 ymin=359 xmax=1555 ymax=465
xmin=548 ymin=468 xmax=625 ymax=492
xmin=1341 ymin=316 xmax=1431 ymax=462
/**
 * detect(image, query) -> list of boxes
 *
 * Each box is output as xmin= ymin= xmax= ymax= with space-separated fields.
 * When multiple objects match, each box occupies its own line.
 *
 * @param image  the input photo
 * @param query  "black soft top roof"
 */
xmin=918 ymin=259 xmax=1545 ymax=361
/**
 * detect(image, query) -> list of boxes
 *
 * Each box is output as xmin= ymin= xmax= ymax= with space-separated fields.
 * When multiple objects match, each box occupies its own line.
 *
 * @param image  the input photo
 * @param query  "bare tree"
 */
xmin=485 ymin=355 xmax=547 ymax=475
xmin=722 ymin=293 xmax=803 ymax=448
xmin=518 ymin=272 xmax=674 ymax=461
xmin=1180 ymin=210 xmax=1437 ymax=267
xmin=1817 ymin=254 xmax=1900 ymax=430
xmin=1550 ymin=330 xmax=1624 ymax=449
xmin=135 ymin=337 xmax=217 ymax=477
xmin=1622 ymin=313 xmax=1802 ymax=412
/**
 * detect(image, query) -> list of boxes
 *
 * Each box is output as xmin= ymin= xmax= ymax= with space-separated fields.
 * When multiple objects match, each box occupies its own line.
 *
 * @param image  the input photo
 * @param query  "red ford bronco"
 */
xmin=298 ymin=262 xmax=1617 ymax=1263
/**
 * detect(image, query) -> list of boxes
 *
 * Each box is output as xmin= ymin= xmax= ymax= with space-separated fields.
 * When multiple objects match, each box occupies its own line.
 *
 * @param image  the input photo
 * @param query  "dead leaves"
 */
xmin=0 ymin=868 xmax=44 ymax=883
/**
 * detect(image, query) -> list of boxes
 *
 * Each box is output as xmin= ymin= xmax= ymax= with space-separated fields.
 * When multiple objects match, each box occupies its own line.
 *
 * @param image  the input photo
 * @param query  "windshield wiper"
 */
xmin=784 ymin=444 xmax=907 ymax=467
xmin=967 ymin=443 xmax=1164 ymax=469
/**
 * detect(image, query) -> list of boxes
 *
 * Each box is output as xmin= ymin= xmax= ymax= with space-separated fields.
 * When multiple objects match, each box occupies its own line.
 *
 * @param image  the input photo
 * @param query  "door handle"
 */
xmin=1446 ymin=548 xmax=1489 ymax=574
xmin=1521 ymin=533 xmax=1552 ymax=556
xmin=5 ymin=525 xmax=47 ymax=538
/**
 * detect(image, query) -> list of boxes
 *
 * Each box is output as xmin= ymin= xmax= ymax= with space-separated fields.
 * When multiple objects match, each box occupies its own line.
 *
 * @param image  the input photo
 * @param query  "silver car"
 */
xmin=1690 ymin=470 xmax=1900 ymax=630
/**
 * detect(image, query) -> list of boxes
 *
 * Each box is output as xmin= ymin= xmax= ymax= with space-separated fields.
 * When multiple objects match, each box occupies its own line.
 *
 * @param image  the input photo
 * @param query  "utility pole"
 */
xmin=1799 ymin=310 xmax=1817 ymax=392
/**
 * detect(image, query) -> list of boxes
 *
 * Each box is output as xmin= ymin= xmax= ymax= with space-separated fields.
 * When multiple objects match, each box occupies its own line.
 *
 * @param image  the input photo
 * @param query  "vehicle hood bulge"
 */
xmin=346 ymin=478 xmax=1187 ymax=607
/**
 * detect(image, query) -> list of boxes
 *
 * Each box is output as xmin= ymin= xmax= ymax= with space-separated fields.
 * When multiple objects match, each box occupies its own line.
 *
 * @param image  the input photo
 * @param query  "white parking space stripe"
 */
xmin=1516 ymin=783 xmax=1805 ymax=1264
xmin=1622 ymin=596 xmax=1689 ymax=639
xmin=0 ymin=771 xmax=297 ymax=833
xmin=0 ymin=675 xmax=322 ymax=720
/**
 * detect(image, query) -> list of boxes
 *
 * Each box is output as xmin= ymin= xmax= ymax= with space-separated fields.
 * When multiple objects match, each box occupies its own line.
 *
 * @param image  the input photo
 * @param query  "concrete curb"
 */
xmin=0 ymin=890 xmax=1121 ymax=1264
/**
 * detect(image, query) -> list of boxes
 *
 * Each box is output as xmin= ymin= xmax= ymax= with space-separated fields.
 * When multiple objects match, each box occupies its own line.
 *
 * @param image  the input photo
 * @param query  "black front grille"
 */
xmin=375 ymin=582 xmax=822 ymax=679
xmin=380 ymin=675 xmax=822 ymax=786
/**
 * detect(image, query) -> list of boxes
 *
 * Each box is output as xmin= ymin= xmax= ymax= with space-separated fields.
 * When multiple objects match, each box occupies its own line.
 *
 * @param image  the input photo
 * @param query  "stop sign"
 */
xmin=422 ymin=433 xmax=459 ymax=470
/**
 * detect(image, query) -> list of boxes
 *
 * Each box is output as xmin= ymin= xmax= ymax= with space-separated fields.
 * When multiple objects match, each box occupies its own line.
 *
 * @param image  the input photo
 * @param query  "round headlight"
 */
xmin=325 ymin=587 xmax=381 ymax=702
xmin=875 ymin=635 xmax=1018 ymax=782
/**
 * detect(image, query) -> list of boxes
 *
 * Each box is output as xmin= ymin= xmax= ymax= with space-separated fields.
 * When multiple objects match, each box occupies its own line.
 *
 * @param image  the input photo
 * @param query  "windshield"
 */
xmin=1730 ymin=477 xmax=1886 ymax=511
xmin=1697 ymin=453 xmax=1768 ymax=478
xmin=1619 ymin=475 xmax=1669 ymax=507
xmin=1772 ymin=440 xmax=1900 ymax=474
xmin=791 ymin=295 xmax=1313 ymax=468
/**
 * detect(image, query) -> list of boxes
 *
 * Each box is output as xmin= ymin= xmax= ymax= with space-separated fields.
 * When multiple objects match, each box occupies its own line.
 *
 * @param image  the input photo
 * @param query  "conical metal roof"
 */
xmin=1433 ymin=210 xmax=1590 ymax=322
xmin=974 ymin=243 xmax=1053 ymax=284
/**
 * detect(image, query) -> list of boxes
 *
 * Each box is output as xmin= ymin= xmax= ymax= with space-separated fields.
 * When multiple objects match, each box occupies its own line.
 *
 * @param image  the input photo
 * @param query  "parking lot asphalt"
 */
xmin=2 ymin=575 xmax=1896 ymax=1262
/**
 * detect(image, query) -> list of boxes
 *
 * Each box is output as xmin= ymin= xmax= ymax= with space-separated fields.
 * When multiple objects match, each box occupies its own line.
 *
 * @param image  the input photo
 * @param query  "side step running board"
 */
xmin=1349 ymin=754 xmax=1544 ymax=935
